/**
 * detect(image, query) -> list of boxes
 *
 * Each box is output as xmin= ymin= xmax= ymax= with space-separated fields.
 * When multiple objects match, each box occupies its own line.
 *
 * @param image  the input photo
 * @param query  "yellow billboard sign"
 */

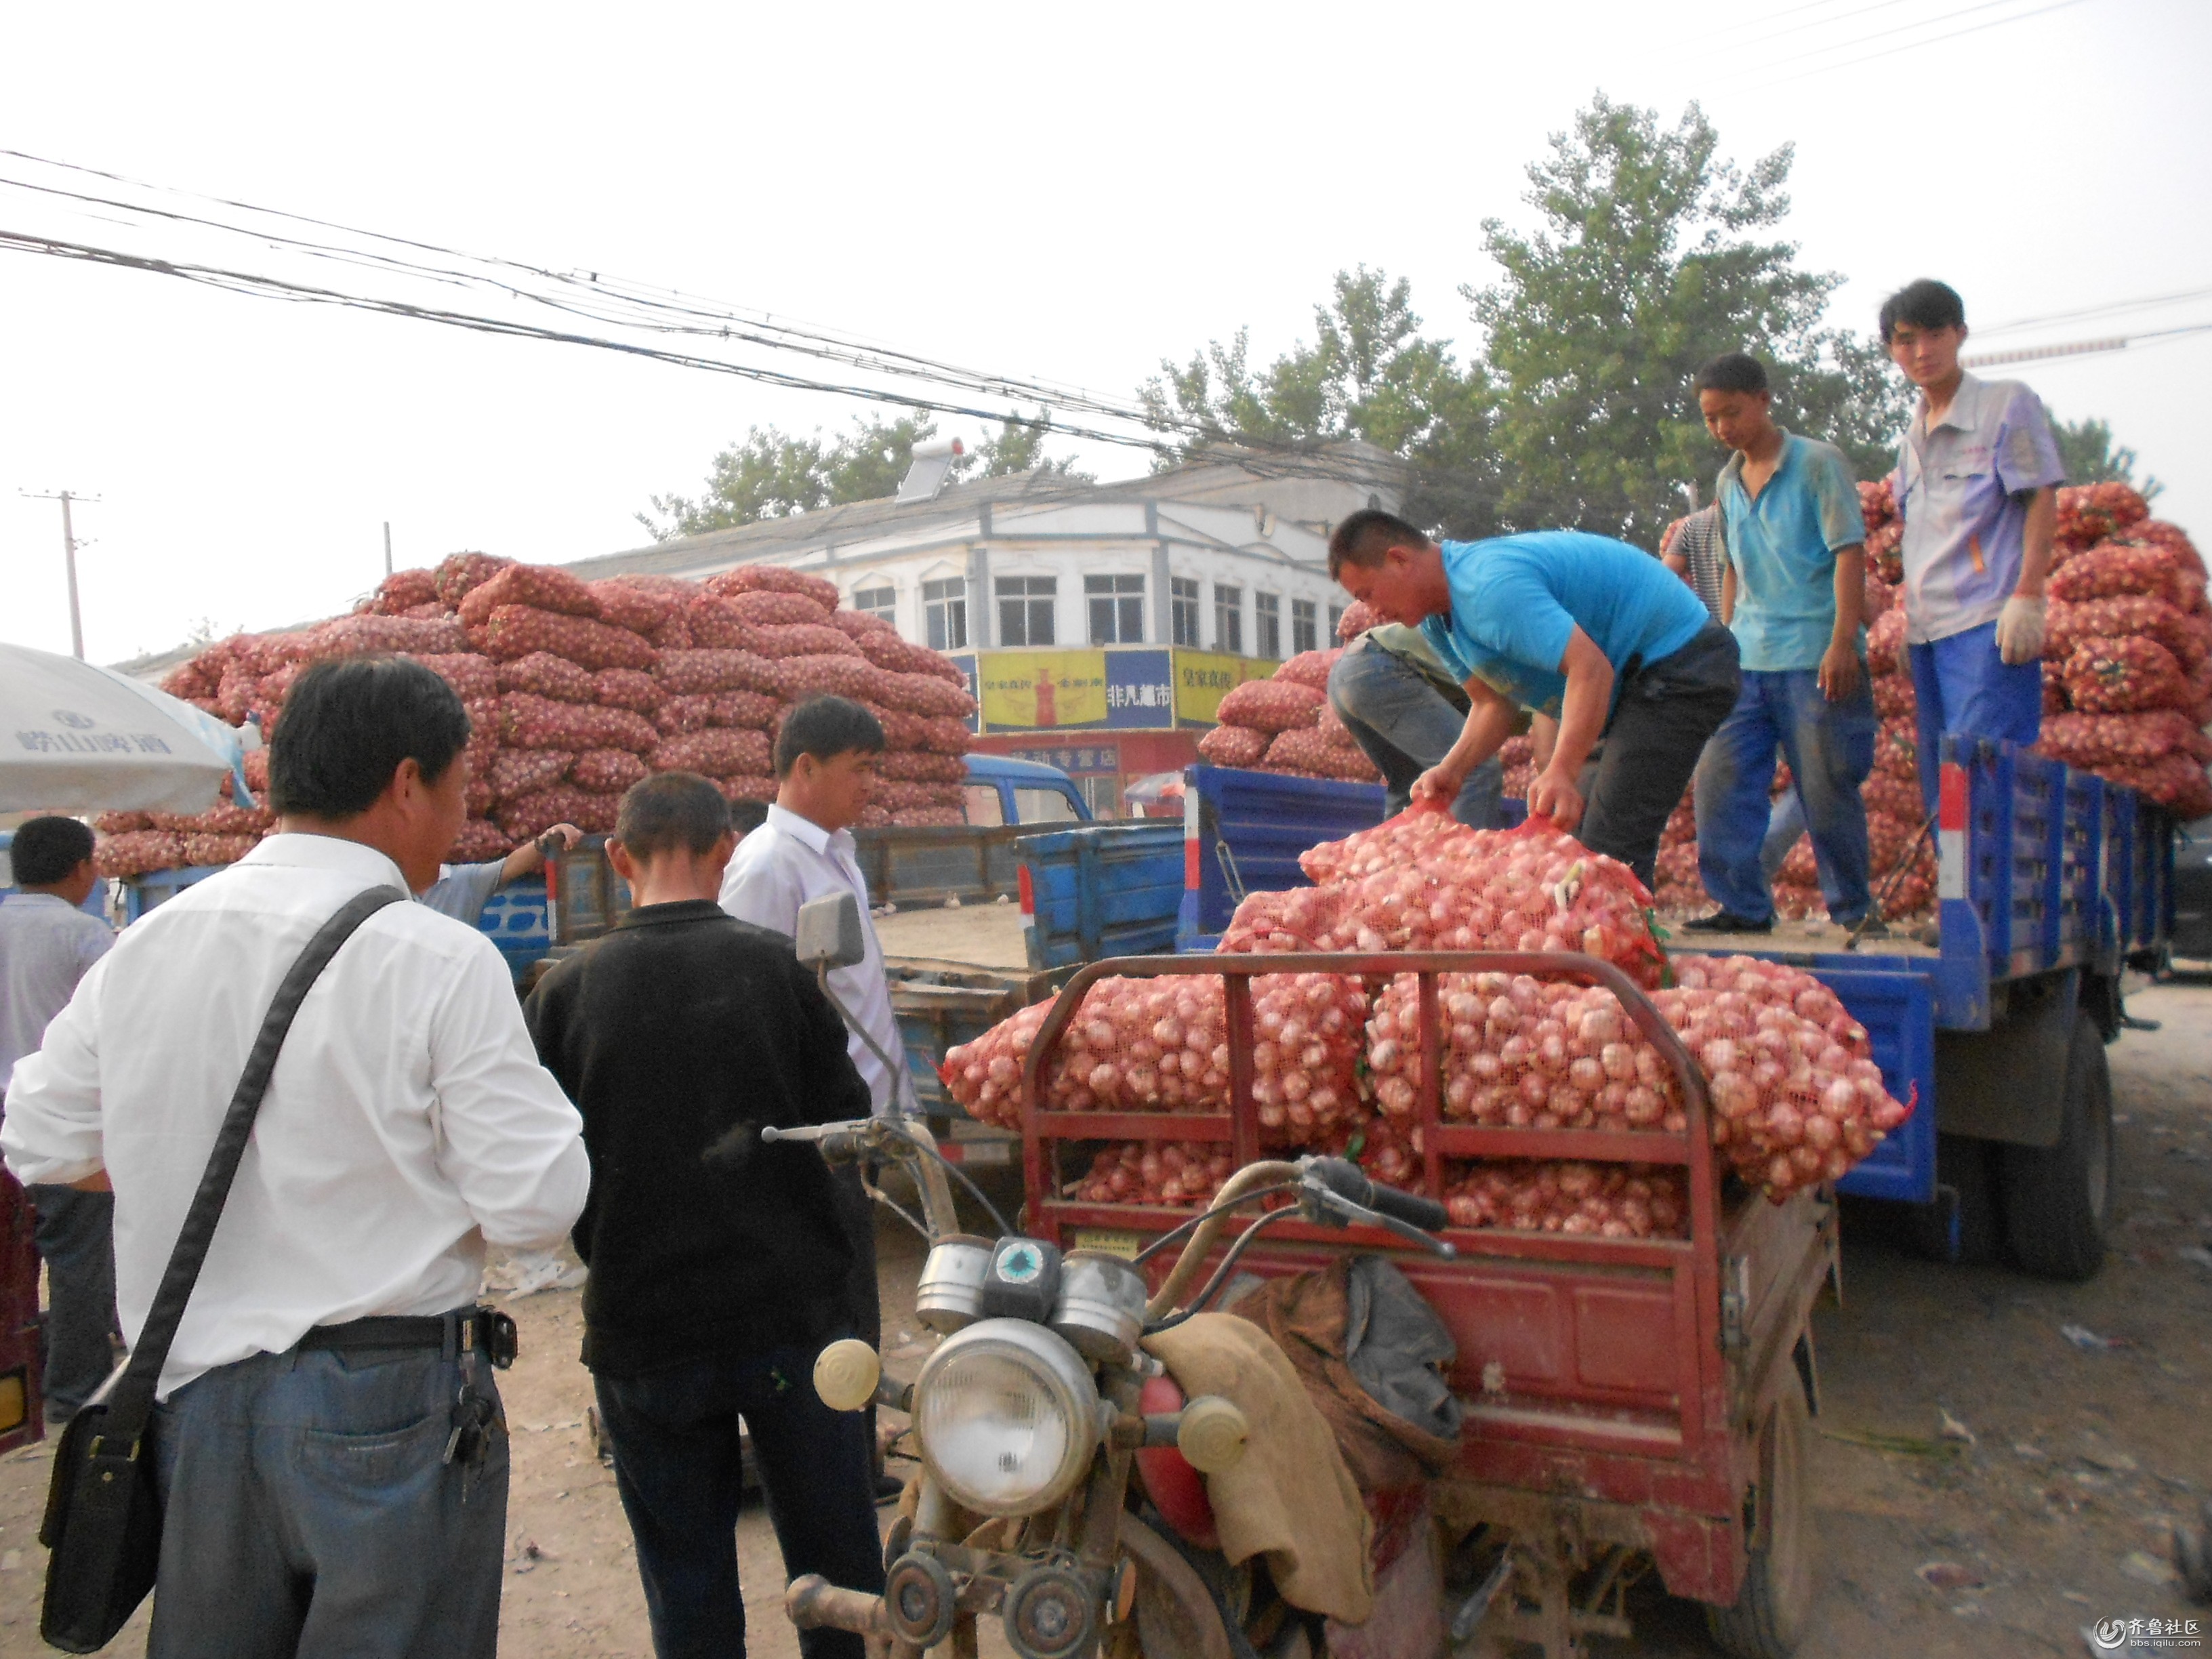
xmin=1172 ymin=651 xmax=1275 ymax=724
xmin=978 ymin=650 xmax=1109 ymax=730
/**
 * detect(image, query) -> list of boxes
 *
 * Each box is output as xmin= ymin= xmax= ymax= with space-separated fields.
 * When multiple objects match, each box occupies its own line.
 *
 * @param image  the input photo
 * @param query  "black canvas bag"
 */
xmin=37 ymin=886 xmax=406 ymax=1652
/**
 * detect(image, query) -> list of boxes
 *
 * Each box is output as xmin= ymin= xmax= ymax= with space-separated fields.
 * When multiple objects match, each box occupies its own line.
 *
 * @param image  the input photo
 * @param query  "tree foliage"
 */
xmin=640 ymin=409 xmax=1088 ymax=539
xmin=1144 ymin=96 xmax=1912 ymax=548
xmin=2053 ymin=413 xmax=2162 ymax=502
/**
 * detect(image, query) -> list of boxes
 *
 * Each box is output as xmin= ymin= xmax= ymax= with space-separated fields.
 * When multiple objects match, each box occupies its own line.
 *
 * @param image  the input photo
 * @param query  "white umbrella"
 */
xmin=0 ymin=642 xmax=249 ymax=815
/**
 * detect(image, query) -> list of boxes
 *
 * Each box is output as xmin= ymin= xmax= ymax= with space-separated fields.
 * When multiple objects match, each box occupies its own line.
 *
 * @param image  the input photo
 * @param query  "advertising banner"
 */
xmin=978 ymin=650 xmax=1109 ymax=731
xmin=1172 ymin=650 xmax=1273 ymax=724
xmin=1103 ymin=650 xmax=1174 ymax=729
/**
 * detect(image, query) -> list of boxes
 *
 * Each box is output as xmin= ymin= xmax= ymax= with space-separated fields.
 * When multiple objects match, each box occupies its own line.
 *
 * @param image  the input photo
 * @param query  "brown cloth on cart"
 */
xmin=1142 ymin=1312 xmax=1374 ymax=1624
xmin=1230 ymin=1256 xmax=1465 ymax=1493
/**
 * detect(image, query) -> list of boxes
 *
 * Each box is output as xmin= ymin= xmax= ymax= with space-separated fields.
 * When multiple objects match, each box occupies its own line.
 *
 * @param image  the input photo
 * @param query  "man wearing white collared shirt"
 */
xmin=3 ymin=657 xmax=590 ymax=1658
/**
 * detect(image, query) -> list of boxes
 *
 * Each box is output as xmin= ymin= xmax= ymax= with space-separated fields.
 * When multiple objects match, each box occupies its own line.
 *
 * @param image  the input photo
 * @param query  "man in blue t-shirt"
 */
xmin=1687 ymin=352 xmax=1880 ymax=935
xmin=1328 ymin=509 xmax=1740 ymax=886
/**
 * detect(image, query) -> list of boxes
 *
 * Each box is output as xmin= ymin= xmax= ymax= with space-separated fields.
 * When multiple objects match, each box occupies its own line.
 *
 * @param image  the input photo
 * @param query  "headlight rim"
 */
xmin=912 ymin=1317 xmax=1099 ymax=1517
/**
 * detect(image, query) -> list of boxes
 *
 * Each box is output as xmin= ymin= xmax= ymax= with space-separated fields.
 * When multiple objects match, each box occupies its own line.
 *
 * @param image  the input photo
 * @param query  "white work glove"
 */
xmin=1995 ymin=594 xmax=2047 ymax=665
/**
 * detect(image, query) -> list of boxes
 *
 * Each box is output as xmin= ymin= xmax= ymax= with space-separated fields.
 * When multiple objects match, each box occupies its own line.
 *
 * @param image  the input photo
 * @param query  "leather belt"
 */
xmin=297 ymin=1305 xmax=517 ymax=1368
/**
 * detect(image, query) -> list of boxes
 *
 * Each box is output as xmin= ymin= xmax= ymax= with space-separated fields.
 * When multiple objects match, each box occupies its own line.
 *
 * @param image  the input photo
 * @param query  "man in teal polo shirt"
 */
xmin=1327 ymin=509 xmax=1740 ymax=886
xmin=1687 ymin=351 xmax=1879 ymax=933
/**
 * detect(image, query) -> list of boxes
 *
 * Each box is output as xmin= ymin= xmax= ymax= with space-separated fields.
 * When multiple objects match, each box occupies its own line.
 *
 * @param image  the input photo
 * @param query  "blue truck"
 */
xmin=1011 ymin=747 xmax=2178 ymax=1280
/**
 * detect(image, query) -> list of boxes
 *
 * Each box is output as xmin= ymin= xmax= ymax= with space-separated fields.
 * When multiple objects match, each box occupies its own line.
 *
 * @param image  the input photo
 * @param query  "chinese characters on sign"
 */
xmin=16 ymin=729 xmax=174 ymax=755
xmin=1008 ymin=744 xmax=1121 ymax=776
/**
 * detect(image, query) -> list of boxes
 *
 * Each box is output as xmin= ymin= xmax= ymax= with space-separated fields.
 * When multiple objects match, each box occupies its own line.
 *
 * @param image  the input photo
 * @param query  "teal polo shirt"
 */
xmin=1715 ymin=431 xmax=1867 ymax=672
xmin=1417 ymin=531 xmax=1710 ymax=718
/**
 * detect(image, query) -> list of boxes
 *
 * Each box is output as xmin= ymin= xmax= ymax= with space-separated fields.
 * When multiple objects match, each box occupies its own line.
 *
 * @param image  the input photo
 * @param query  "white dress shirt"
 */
xmin=1 ymin=834 xmax=591 ymax=1399
xmin=719 ymin=803 xmax=911 ymax=1116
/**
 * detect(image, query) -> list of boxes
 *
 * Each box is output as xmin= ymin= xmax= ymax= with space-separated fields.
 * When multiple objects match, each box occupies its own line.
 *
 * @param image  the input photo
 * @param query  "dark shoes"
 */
xmin=1682 ymin=912 xmax=1774 ymax=935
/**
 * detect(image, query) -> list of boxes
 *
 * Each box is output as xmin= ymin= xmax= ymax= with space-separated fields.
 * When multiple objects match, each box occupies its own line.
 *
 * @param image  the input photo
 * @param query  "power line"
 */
xmin=1973 ymin=285 xmax=2212 ymax=339
xmin=1746 ymin=0 xmax=2072 ymax=76
xmin=1711 ymin=0 xmax=1923 ymax=59
xmin=1961 ymin=321 xmax=2212 ymax=368
xmin=1767 ymin=0 xmax=2090 ymax=81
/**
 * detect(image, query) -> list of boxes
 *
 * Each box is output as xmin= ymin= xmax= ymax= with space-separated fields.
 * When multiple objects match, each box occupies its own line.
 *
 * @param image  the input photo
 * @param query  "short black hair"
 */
xmin=774 ymin=695 xmax=884 ymax=778
xmin=12 ymin=815 xmax=95 ymax=886
xmin=1326 ymin=508 xmax=1433 ymax=579
xmin=613 ymin=771 xmax=731 ymax=859
xmin=1879 ymin=279 xmax=1966 ymax=342
xmin=268 ymin=657 xmax=470 ymax=820
xmin=1694 ymin=351 xmax=1769 ymax=396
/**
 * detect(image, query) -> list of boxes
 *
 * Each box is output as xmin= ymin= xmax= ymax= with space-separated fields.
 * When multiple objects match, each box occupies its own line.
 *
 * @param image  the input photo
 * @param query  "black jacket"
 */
xmin=523 ymin=899 xmax=873 ymax=1375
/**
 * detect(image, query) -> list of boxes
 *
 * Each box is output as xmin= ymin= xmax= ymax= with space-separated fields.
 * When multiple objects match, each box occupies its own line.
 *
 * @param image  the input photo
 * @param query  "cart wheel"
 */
xmin=1706 ymin=1382 xmax=1816 ymax=1659
xmin=2000 ymin=1014 xmax=2114 ymax=1282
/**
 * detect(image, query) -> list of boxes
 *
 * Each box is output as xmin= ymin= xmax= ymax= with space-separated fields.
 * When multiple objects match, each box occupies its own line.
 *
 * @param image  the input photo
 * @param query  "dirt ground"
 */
xmin=1 ymin=975 xmax=2207 ymax=1658
xmin=875 ymin=898 xmax=1030 ymax=970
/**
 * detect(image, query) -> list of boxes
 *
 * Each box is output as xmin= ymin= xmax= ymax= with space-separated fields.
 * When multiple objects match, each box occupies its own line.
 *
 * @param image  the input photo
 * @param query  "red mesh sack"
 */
xmin=878 ymin=672 xmax=975 ymax=718
xmin=1858 ymin=477 xmax=1896 ymax=531
xmin=571 ymin=749 xmax=649 ymax=794
xmin=1662 ymin=954 xmax=1912 ymax=1202
xmin=654 ymin=691 xmax=781 ymax=734
xmin=587 ymin=579 xmax=682 ymax=636
xmin=159 ymin=659 xmax=218 ymax=701
xmin=704 ymin=565 xmax=840 ymax=611
xmin=779 ymin=655 xmax=882 ymax=701
xmin=149 ymin=800 xmax=272 ymax=836
xmin=433 ymin=553 xmax=513 ymax=607
xmin=1872 ymin=676 xmax=1918 ymax=720
xmin=1276 ymin=649 xmax=1340 ymax=691
xmin=650 ymin=613 xmax=695 ymax=652
xmin=2064 ymin=636 xmax=2188 ymax=714
xmin=1216 ymin=678 xmax=1323 ymax=734
xmin=1444 ymin=1160 xmax=1687 ymax=1240
xmin=457 ymin=563 xmax=600 ymax=628
xmin=890 ymin=807 xmax=966 ymax=827
xmin=499 ymin=693 xmax=659 ymax=754
xmin=2056 ymin=482 xmax=2150 ymax=546
xmin=855 ymin=632 xmax=958 ymax=679
xmin=497 ymin=785 xmax=619 ymax=839
xmin=592 ymin=667 xmax=666 ymax=714
xmin=1199 ymin=725 xmax=1269 ymax=768
xmin=94 ymin=811 xmax=150 ymax=835
xmin=367 ymin=568 xmax=441 ymax=615
xmin=2047 ymin=594 xmax=2208 ymax=671
xmin=1866 ymin=609 xmax=1907 ymax=677
xmin=1336 ymin=601 xmax=1377 ymax=641
xmin=401 ymin=653 xmax=498 ymax=702
xmin=487 ymin=749 xmax=573 ymax=801
xmin=449 ymin=819 xmax=512 ymax=863
xmin=756 ymin=623 xmax=864 ymax=661
xmin=481 ymin=607 xmax=659 ymax=672
xmin=94 ymin=831 xmax=186 ymax=878
xmin=1068 ymin=1141 xmax=1237 ymax=1210
xmin=2036 ymin=710 xmax=2212 ymax=770
xmin=876 ymin=752 xmax=967 ymax=783
xmin=2049 ymin=539 xmax=2206 ymax=611
xmin=180 ymin=833 xmax=258 ymax=867
xmin=874 ymin=780 xmax=944 ymax=813
xmin=1263 ymin=728 xmax=1380 ymax=781
xmin=916 ymin=716 xmax=975 ymax=754
xmin=497 ymin=652 xmax=597 ymax=703
xmin=2100 ymin=753 xmax=2212 ymax=819
xmin=830 ymin=609 xmax=897 ymax=640
xmin=1864 ymin=520 xmax=1904 ymax=586
xmin=724 ymin=590 xmax=832 ymax=628
xmin=682 ymin=596 xmax=760 ymax=652
xmin=300 ymin=615 xmax=468 ymax=661
xmin=1873 ymin=722 xmax=1920 ymax=781
xmin=649 ymin=728 xmax=773 ymax=778
xmin=654 ymin=649 xmax=785 ymax=697
xmin=1862 ymin=771 xmax=1923 ymax=823
xmin=1862 ymin=572 xmax=1896 ymax=620
xmin=718 ymin=775 xmax=779 ymax=804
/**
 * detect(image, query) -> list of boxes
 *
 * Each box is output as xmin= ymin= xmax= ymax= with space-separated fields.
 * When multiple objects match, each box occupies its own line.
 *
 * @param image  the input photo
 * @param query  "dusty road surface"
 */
xmin=1 ymin=979 xmax=2205 ymax=1658
xmin=875 ymin=897 xmax=1029 ymax=969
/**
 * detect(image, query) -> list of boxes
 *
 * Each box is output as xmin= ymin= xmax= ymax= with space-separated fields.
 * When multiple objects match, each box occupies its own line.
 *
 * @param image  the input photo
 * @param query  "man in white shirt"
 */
xmin=3 ymin=657 xmax=592 ymax=1658
xmin=0 ymin=816 xmax=115 ymax=1422
xmin=720 ymin=695 xmax=909 ymax=1498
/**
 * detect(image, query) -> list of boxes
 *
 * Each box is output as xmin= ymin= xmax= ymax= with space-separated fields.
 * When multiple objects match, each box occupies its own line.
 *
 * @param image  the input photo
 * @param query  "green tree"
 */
xmin=641 ymin=409 xmax=1086 ymax=538
xmin=2053 ymin=413 xmax=2162 ymax=501
xmin=1470 ymin=95 xmax=1908 ymax=545
xmin=1141 ymin=267 xmax=1502 ymax=535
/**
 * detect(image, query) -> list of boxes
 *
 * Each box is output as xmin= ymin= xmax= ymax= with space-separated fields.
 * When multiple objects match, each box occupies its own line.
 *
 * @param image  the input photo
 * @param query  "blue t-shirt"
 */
xmin=1716 ymin=432 xmax=1868 ymax=672
xmin=1418 ymin=531 xmax=1710 ymax=718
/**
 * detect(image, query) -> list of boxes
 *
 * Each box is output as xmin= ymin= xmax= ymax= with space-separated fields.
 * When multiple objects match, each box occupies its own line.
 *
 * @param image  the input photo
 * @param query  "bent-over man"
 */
xmin=2 ymin=657 xmax=590 ymax=1658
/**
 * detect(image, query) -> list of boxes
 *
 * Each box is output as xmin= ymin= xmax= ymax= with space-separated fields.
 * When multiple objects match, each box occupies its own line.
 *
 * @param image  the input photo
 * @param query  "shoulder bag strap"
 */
xmin=96 ymin=885 xmax=408 ymax=1450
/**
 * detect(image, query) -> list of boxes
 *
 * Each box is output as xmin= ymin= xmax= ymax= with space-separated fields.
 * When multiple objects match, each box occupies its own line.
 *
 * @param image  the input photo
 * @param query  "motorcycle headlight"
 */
xmin=913 ymin=1317 xmax=1099 ymax=1517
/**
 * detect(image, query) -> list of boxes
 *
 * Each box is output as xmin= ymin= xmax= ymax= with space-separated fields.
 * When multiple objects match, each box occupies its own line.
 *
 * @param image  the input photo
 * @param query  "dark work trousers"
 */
xmin=831 ymin=1163 xmax=884 ymax=1477
xmin=146 ymin=1345 xmax=508 ymax=1659
xmin=594 ymin=1347 xmax=886 ymax=1659
xmin=26 ymin=1184 xmax=117 ymax=1420
xmin=1327 ymin=641 xmax=1506 ymax=828
xmin=1573 ymin=625 xmax=1744 ymax=890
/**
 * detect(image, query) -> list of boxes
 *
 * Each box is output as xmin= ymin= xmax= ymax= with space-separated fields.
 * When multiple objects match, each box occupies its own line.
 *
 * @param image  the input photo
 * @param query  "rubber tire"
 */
xmin=2000 ymin=1015 xmax=2115 ymax=1282
xmin=1904 ymin=1133 xmax=2007 ymax=1265
xmin=1706 ymin=1382 xmax=1817 ymax=1659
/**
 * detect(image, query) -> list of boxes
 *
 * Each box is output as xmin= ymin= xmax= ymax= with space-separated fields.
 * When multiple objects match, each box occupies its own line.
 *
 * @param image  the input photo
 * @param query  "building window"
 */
xmin=852 ymin=584 xmax=896 ymax=624
xmin=1328 ymin=604 xmax=1345 ymax=640
xmin=1254 ymin=592 xmax=1281 ymax=660
xmin=1292 ymin=598 xmax=1318 ymax=655
xmin=1086 ymin=573 xmax=1145 ymax=644
xmin=1214 ymin=584 xmax=1243 ymax=655
xmin=996 ymin=575 xmax=1057 ymax=647
xmin=924 ymin=577 xmax=968 ymax=651
xmin=1170 ymin=577 xmax=1201 ymax=647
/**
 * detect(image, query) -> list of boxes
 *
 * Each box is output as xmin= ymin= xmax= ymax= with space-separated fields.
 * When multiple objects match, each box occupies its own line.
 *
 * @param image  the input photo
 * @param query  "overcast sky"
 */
xmin=3 ymin=0 xmax=2206 ymax=665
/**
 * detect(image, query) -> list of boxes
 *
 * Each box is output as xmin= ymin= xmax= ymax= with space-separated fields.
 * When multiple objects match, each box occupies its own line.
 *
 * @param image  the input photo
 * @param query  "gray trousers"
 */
xmin=147 ymin=1344 xmax=508 ymax=1659
xmin=26 ymin=1184 xmax=117 ymax=1419
xmin=1326 ymin=642 xmax=1504 ymax=828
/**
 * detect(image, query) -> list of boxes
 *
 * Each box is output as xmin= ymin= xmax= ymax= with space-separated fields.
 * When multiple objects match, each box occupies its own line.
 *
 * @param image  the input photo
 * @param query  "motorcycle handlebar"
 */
xmin=1305 ymin=1157 xmax=1450 ymax=1233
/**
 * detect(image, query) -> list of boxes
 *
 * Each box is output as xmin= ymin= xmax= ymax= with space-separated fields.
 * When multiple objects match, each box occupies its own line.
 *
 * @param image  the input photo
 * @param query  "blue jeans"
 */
xmin=1761 ymin=790 xmax=1845 ymax=911
xmin=1327 ymin=642 xmax=1504 ymax=827
xmin=594 ymin=1345 xmax=885 ymax=1659
xmin=27 ymin=1183 xmax=117 ymax=1419
xmin=1694 ymin=668 xmax=1877 ymax=925
xmin=148 ymin=1343 xmax=508 ymax=1658
xmin=1908 ymin=620 xmax=2044 ymax=816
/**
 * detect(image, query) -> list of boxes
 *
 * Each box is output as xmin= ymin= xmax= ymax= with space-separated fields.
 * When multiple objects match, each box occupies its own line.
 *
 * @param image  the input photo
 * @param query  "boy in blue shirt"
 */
xmin=1328 ymin=509 xmax=1740 ymax=887
xmin=1687 ymin=352 xmax=1879 ymax=933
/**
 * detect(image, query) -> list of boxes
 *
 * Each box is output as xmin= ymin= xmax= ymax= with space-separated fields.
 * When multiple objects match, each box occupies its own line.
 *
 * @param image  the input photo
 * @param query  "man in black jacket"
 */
xmin=525 ymin=771 xmax=882 ymax=1659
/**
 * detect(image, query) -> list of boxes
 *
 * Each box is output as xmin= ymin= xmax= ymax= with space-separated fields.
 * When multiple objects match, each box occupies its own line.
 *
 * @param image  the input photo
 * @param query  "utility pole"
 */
xmin=384 ymin=521 xmax=394 ymax=578
xmin=22 ymin=489 xmax=98 ymax=659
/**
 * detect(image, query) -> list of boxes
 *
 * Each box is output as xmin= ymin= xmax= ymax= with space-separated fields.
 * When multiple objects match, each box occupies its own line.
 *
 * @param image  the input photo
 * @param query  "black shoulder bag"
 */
xmin=37 ymin=886 xmax=407 ymax=1653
